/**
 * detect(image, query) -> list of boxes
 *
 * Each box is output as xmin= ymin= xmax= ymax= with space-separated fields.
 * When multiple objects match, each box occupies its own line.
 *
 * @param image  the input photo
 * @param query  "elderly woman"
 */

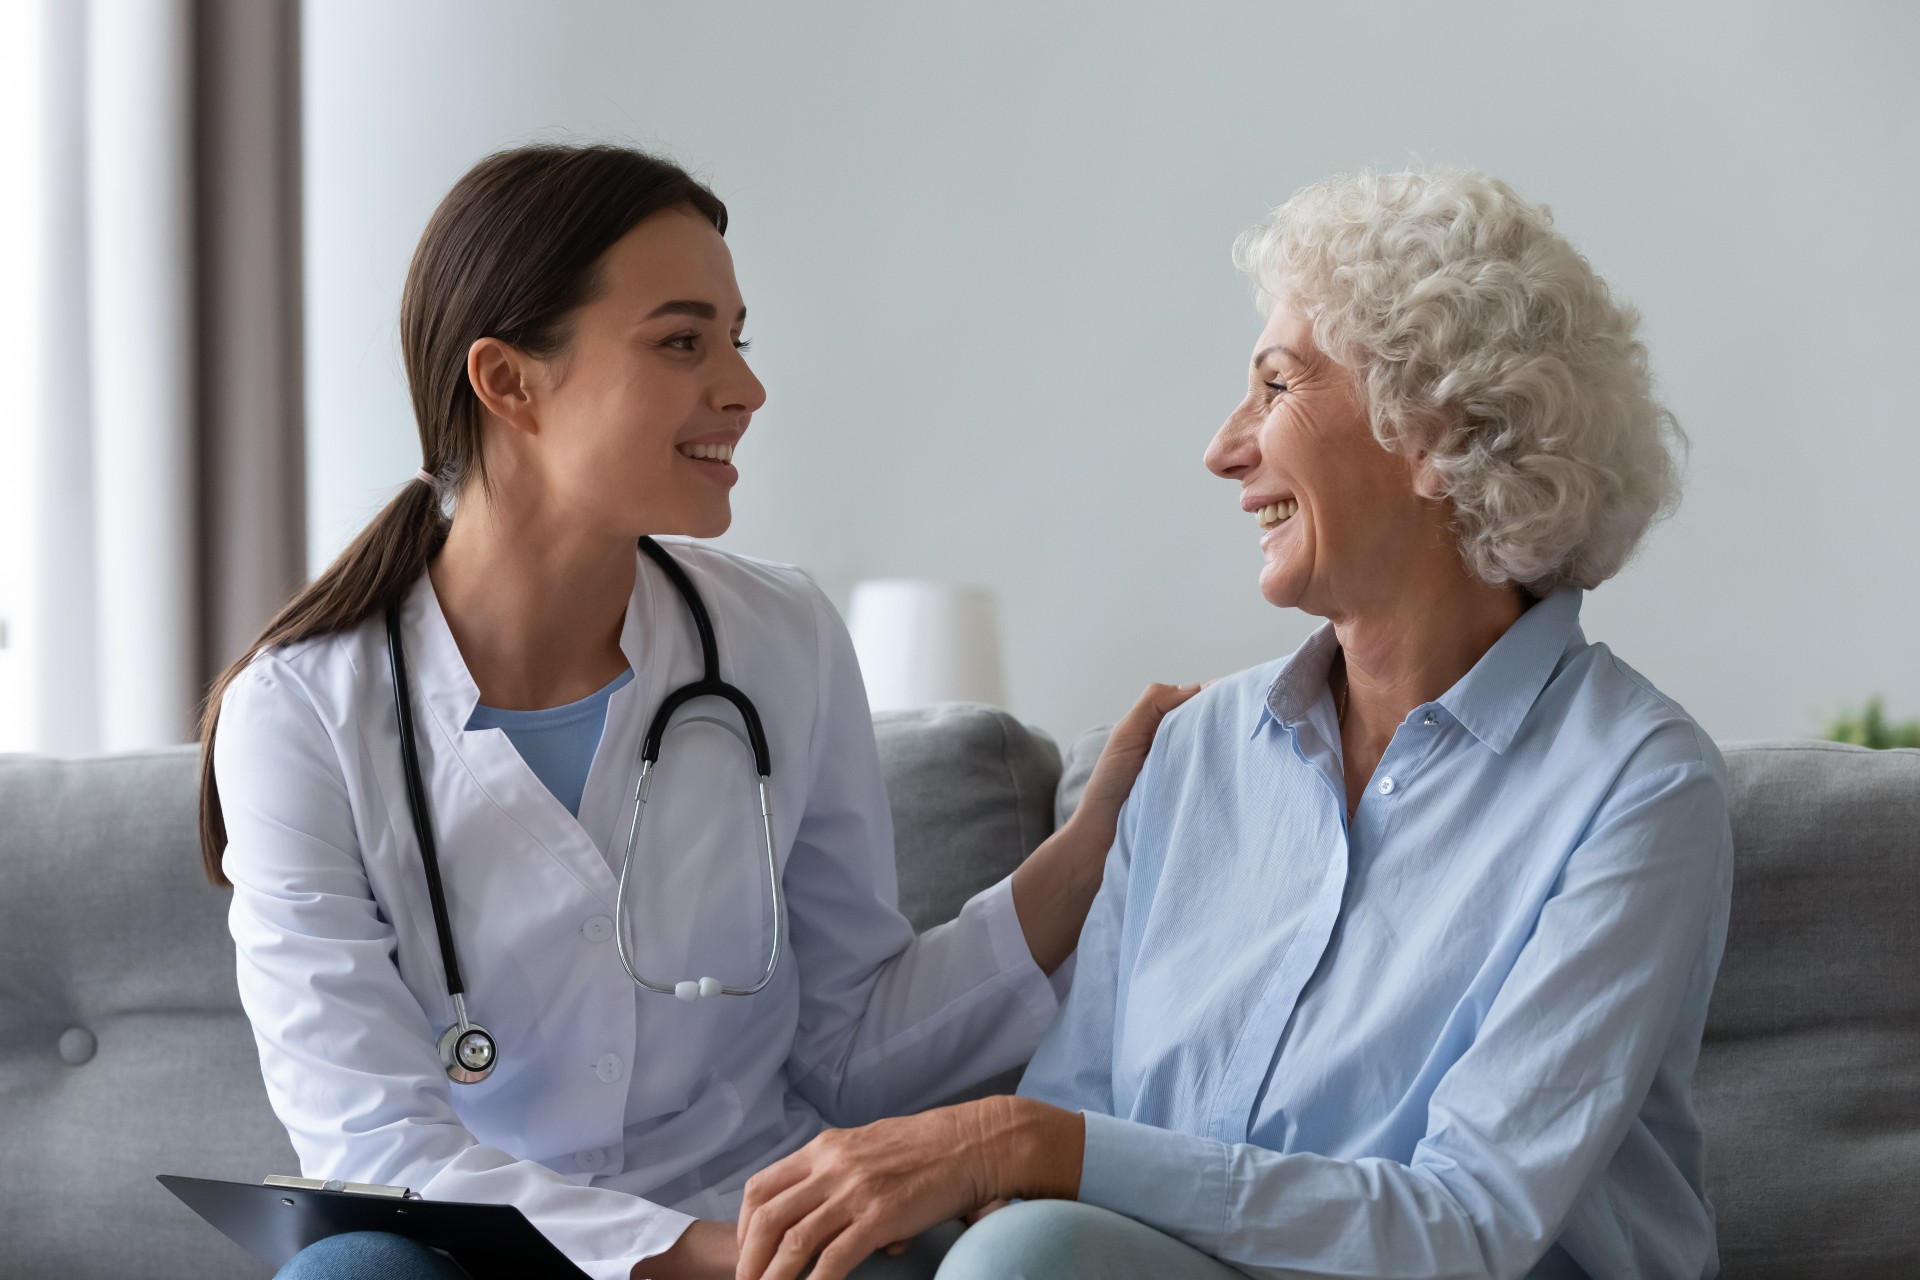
xmin=729 ymin=168 xmax=1733 ymax=1280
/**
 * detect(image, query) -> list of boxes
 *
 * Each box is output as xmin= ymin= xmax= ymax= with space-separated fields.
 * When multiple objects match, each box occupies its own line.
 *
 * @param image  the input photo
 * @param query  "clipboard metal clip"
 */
xmin=263 ymin=1174 xmax=419 ymax=1200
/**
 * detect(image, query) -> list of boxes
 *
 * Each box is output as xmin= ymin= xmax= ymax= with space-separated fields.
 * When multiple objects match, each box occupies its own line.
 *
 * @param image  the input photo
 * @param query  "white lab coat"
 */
xmin=217 ymin=541 xmax=1063 ymax=1280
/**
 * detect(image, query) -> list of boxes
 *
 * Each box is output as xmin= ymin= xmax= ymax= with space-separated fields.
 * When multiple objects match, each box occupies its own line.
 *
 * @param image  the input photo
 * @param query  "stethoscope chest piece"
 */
xmin=438 ymin=1016 xmax=497 ymax=1085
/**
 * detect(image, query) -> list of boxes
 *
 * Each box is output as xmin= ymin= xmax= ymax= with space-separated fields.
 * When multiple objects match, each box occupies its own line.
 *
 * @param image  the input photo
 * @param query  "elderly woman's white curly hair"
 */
xmin=1234 ymin=167 xmax=1682 ymax=594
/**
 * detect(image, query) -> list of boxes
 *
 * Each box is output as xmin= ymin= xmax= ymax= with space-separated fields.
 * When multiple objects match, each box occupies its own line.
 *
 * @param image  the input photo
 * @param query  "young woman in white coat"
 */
xmin=198 ymin=145 xmax=1192 ymax=1280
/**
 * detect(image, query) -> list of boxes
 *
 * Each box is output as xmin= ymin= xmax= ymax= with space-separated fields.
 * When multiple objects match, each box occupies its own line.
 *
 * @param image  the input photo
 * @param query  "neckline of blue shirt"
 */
xmin=467 ymin=668 xmax=635 ymax=730
xmin=1255 ymin=585 xmax=1585 ymax=755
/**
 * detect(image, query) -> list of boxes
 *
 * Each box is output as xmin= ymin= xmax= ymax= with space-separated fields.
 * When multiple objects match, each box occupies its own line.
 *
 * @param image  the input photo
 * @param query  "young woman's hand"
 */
xmin=1066 ymin=682 xmax=1202 ymax=846
xmin=733 ymin=1097 xmax=1081 ymax=1280
xmin=640 ymin=1219 xmax=739 ymax=1280
xmin=1010 ymin=682 xmax=1200 ymax=973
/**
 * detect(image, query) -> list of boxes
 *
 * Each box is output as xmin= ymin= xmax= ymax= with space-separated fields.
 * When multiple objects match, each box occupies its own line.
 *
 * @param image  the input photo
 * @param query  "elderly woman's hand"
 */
xmin=733 ymin=1097 xmax=1081 ymax=1280
xmin=1010 ymin=682 xmax=1199 ymax=973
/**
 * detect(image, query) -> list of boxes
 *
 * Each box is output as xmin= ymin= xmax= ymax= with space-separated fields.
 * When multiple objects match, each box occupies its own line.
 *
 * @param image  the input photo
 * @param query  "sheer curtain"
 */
xmin=23 ymin=0 xmax=304 ymax=754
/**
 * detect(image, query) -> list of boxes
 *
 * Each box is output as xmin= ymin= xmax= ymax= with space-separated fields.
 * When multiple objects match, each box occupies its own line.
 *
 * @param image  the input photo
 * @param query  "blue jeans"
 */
xmin=274 ymin=1223 xmax=963 ymax=1279
xmin=936 ymin=1201 xmax=1242 ymax=1280
xmin=275 ymin=1232 xmax=471 ymax=1279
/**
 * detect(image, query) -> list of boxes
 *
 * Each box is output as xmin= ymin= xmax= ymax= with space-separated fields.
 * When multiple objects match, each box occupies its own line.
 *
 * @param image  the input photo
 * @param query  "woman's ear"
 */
xmin=467 ymin=336 xmax=540 ymax=437
xmin=1411 ymin=449 xmax=1446 ymax=500
xmin=1407 ymin=416 xmax=1458 ymax=502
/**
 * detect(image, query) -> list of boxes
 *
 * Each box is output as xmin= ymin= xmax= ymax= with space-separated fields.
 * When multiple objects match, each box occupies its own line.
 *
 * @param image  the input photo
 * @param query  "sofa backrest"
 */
xmin=1698 ymin=741 xmax=1920 ymax=1276
xmin=873 ymin=704 xmax=1061 ymax=931
xmin=0 ymin=747 xmax=296 ymax=1280
xmin=5 ymin=727 xmax=1914 ymax=1278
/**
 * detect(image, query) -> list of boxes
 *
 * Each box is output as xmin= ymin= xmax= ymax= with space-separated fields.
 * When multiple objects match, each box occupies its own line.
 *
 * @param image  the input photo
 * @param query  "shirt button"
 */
xmin=1378 ymin=776 xmax=1396 ymax=795
xmin=582 ymin=915 xmax=614 ymax=944
xmin=1422 ymin=711 xmax=1438 ymax=727
xmin=595 ymin=1053 xmax=625 ymax=1083
xmin=576 ymin=1147 xmax=605 ymax=1171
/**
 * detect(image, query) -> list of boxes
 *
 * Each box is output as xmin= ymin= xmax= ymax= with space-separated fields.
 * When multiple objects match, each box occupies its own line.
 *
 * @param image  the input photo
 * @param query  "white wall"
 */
xmin=305 ymin=1 xmax=1920 ymax=745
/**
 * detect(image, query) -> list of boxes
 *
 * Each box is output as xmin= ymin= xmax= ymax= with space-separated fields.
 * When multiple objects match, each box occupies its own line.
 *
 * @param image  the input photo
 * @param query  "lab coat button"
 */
xmin=576 ymin=1147 xmax=605 ymax=1171
xmin=595 ymin=1053 xmax=624 ymax=1083
xmin=1378 ymin=776 xmax=1396 ymax=795
xmin=582 ymin=915 xmax=614 ymax=944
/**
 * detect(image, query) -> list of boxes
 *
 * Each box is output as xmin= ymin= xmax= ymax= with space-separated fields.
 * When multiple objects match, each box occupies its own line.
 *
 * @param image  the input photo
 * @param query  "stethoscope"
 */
xmin=384 ymin=536 xmax=784 ymax=1086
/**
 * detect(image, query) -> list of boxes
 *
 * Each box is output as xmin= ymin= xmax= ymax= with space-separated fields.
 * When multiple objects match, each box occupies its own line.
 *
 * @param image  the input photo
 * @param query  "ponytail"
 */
xmin=195 ymin=143 xmax=726 ymax=886
xmin=196 ymin=478 xmax=446 ymax=885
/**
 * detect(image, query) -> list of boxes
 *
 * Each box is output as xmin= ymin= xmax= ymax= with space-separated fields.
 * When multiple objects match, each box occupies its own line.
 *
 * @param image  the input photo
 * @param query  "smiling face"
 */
xmin=1204 ymin=300 xmax=1447 ymax=620
xmin=480 ymin=207 xmax=766 ymax=540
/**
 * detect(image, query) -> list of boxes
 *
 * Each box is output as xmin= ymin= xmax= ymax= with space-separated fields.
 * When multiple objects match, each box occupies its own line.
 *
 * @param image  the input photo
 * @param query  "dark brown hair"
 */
xmin=196 ymin=144 xmax=727 ymax=885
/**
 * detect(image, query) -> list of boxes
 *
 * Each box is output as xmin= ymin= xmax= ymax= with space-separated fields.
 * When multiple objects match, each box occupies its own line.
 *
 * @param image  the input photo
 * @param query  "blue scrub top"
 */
xmin=467 ymin=669 xmax=634 ymax=817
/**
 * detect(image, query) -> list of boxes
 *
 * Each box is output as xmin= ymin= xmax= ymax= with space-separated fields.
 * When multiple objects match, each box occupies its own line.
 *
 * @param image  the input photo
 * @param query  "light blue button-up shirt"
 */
xmin=1021 ymin=587 xmax=1733 ymax=1279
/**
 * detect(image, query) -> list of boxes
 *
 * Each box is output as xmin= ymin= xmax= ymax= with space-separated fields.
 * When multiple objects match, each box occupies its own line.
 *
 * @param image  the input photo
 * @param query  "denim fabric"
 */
xmin=937 ymin=1202 xmax=1239 ymax=1280
xmin=270 ymin=1224 xmax=961 ymax=1280
xmin=274 ymin=1231 xmax=471 ymax=1280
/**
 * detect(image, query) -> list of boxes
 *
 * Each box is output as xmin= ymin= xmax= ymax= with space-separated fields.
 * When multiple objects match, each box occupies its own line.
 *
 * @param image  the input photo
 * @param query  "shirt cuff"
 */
xmin=1078 ymin=1110 xmax=1231 ymax=1256
xmin=968 ymin=874 xmax=1068 ymax=1031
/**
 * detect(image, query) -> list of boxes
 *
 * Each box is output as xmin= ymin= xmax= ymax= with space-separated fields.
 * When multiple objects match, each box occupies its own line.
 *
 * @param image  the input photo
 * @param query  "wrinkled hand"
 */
xmin=1069 ymin=682 xmax=1202 ymax=842
xmin=735 ymin=1107 xmax=984 ymax=1280
xmin=734 ymin=1098 xmax=1068 ymax=1280
xmin=962 ymin=1199 xmax=1010 ymax=1225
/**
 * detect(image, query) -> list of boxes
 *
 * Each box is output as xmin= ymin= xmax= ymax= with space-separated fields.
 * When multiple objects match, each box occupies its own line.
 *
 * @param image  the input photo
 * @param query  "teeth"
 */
xmin=1255 ymin=499 xmax=1298 ymax=529
xmin=679 ymin=443 xmax=735 ymax=463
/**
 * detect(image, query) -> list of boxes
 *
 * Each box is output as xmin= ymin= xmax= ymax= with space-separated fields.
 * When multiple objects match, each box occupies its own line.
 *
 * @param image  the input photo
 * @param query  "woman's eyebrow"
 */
xmin=645 ymin=300 xmax=716 ymax=320
xmin=1253 ymin=344 xmax=1301 ymax=367
xmin=643 ymin=300 xmax=749 ymax=322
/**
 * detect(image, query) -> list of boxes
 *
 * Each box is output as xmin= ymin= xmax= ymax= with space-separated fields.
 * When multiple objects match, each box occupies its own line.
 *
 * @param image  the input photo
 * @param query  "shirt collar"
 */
xmin=1253 ymin=585 xmax=1585 ymax=753
xmin=1437 ymin=585 xmax=1584 ymax=753
xmin=1255 ymin=622 xmax=1343 ymax=738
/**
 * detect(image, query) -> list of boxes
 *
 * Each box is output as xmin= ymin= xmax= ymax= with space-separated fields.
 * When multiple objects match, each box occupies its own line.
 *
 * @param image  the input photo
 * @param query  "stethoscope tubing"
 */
xmin=386 ymin=606 xmax=497 ymax=1083
xmin=385 ymin=608 xmax=468 ymax=999
xmin=614 ymin=762 xmax=784 ymax=999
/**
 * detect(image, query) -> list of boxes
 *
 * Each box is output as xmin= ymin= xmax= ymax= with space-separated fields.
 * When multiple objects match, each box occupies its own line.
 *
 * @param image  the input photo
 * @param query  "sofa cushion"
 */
xmin=1055 ymin=725 xmax=1111 ymax=831
xmin=0 ymin=747 xmax=296 ymax=1280
xmin=1699 ymin=742 xmax=1920 ymax=1277
xmin=873 ymin=702 xmax=1061 ymax=933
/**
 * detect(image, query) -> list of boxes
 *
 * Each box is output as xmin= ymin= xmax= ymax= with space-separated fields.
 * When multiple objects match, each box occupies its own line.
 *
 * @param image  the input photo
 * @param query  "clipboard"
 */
xmin=157 ymin=1174 xmax=592 ymax=1279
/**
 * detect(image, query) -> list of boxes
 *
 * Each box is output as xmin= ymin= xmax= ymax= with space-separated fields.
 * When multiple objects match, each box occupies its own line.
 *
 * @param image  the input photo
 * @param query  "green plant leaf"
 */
xmin=1825 ymin=697 xmax=1920 ymax=749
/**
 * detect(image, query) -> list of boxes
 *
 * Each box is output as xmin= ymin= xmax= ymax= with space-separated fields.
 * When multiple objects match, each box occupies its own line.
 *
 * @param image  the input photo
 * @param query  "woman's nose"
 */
xmin=1205 ymin=407 xmax=1258 ymax=479
xmin=720 ymin=350 xmax=768 ymax=415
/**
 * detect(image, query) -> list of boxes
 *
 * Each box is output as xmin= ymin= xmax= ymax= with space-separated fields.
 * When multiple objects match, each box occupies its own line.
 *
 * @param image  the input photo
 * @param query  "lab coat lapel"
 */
xmin=574 ymin=551 xmax=676 ymax=877
xmin=399 ymin=573 xmax=626 ymax=909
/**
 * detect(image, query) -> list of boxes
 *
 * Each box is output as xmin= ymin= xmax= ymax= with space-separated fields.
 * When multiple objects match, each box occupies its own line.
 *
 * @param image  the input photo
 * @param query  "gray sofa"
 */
xmin=2 ymin=707 xmax=1916 ymax=1277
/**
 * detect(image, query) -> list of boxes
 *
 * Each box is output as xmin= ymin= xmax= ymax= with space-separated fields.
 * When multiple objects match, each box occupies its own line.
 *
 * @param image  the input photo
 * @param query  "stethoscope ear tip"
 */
xmin=673 ymin=977 xmax=724 ymax=1001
